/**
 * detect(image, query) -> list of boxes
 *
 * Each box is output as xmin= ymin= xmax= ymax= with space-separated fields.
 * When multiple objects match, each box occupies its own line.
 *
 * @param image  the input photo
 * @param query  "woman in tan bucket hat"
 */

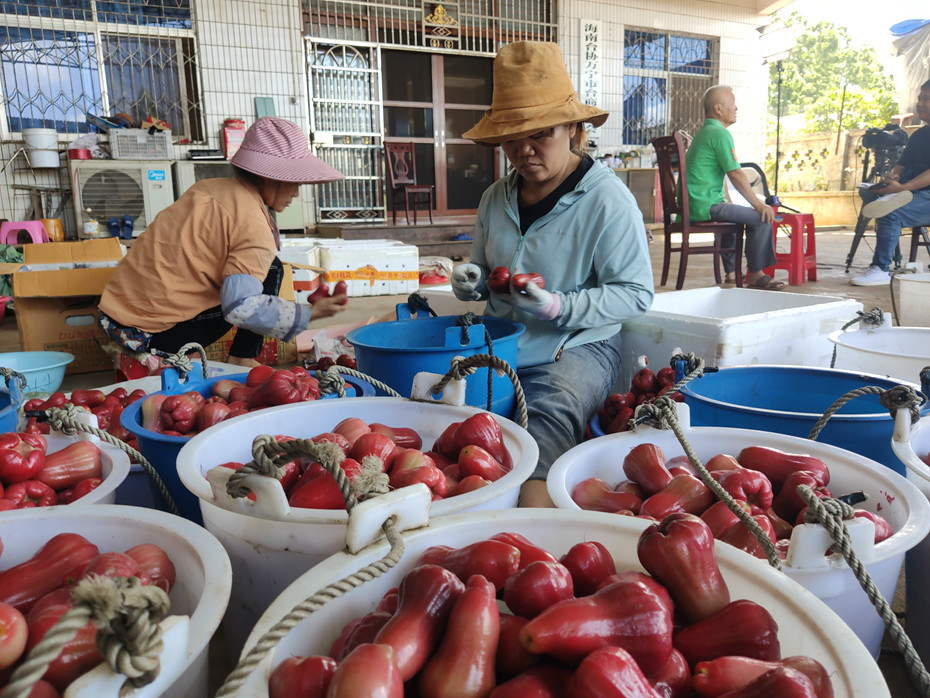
xmin=451 ymin=41 xmax=655 ymax=507
xmin=99 ymin=117 xmax=348 ymax=368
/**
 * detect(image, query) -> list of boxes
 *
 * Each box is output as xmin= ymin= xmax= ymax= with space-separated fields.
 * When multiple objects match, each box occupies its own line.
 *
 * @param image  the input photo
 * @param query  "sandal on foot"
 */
xmin=748 ymin=274 xmax=786 ymax=291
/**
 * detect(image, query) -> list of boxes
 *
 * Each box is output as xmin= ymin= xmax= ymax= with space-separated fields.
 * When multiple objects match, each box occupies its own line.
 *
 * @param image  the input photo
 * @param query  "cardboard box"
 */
xmin=11 ymin=238 xmax=124 ymax=374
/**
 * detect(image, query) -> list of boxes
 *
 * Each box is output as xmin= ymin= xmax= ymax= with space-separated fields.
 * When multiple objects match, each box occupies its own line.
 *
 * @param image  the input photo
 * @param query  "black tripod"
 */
xmin=844 ymin=143 xmax=906 ymax=273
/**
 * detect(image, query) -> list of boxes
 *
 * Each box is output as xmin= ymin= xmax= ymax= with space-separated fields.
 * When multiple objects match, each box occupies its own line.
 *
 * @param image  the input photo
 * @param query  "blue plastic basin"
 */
xmin=680 ymin=365 xmax=930 ymax=476
xmin=0 ymin=374 xmax=23 ymax=433
xmin=0 ymin=351 xmax=74 ymax=395
xmin=347 ymin=305 xmax=525 ymax=417
xmin=122 ymin=366 xmax=373 ymax=523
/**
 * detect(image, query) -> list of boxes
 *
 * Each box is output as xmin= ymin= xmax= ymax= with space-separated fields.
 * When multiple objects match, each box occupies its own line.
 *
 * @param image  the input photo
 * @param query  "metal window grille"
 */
xmin=0 ymin=1 xmax=202 ymax=139
xmin=622 ymin=29 xmax=718 ymax=147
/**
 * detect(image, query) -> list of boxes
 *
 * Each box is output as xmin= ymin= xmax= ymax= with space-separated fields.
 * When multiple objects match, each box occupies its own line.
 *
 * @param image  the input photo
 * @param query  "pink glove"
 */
xmin=497 ymin=281 xmax=561 ymax=321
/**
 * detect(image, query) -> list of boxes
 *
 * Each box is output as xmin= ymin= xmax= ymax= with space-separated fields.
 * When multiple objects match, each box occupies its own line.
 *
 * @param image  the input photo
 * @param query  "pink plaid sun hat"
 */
xmin=230 ymin=117 xmax=344 ymax=184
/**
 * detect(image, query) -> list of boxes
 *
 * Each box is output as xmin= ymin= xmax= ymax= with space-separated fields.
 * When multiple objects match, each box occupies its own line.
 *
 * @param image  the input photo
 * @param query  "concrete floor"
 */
xmin=2 ymin=225 xmax=928 ymax=695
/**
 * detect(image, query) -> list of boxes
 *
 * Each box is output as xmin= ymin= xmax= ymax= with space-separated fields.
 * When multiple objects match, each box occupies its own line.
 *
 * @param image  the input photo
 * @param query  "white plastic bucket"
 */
xmin=45 ymin=411 xmax=131 ymax=506
xmin=892 ymin=410 xmax=930 ymax=666
xmin=547 ymin=403 xmax=930 ymax=658
xmin=22 ymin=128 xmax=61 ymax=168
xmin=232 ymin=508 xmax=890 ymax=697
xmin=0 ymin=505 xmax=231 ymax=697
xmin=829 ymin=326 xmax=930 ymax=384
xmin=176 ymin=396 xmax=538 ymax=652
xmin=897 ymin=273 xmax=930 ymax=328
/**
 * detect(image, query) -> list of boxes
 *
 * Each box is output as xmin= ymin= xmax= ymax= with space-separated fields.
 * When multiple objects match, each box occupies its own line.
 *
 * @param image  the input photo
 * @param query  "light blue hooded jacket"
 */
xmin=470 ymin=158 xmax=655 ymax=367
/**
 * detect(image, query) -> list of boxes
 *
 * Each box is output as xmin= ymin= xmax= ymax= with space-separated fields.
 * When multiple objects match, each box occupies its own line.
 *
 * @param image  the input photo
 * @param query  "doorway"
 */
xmin=382 ymin=49 xmax=495 ymax=218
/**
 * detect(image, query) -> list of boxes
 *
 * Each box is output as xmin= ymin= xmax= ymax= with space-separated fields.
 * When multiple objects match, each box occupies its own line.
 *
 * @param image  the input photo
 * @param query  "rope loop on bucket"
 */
xmin=216 ymin=436 xmax=404 ymax=697
xmin=0 ymin=576 xmax=170 ymax=698
xmin=807 ymin=383 xmax=925 ymax=442
xmin=427 ymin=354 xmax=528 ymax=430
xmin=406 ymin=292 xmax=438 ymax=318
xmin=317 ymin=364 xmax=403 ymax=398
xmin=798 ymin=486 xmax=930 ymax=697
xmin=830 ymin=306 xmax=886 ymax=368
xmin=633 ymin=397 xmax=783 ymax=569
xmin=456 ymin=313 xmax=495 ymax=411
xmin=0 ymin=367 xmax=27 ymax=393
xmin=316 ymin=366 xmax=347 ymax=398
xmin=42 ymin=406 xmax=181 ymax=517
xmin=160 ymin=342 xmax=209 ymax=381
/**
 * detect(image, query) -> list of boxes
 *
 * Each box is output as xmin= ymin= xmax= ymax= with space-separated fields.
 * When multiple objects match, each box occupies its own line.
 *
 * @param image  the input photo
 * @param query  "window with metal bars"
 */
xmin=622 ymin=29 xmax=718 ymax=147
xmin=0 ymin=0 xmax=202 ymax=139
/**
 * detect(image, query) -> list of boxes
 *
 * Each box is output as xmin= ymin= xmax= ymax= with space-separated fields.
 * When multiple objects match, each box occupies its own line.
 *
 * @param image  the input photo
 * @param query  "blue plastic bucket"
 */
xmin=680 ymin=365 xmax=930 ymax=476
xmin=347 ymin=305 xmax=525 ymax=417
xmin=0 ymin=351 xmax=74 ymax=394
xmin=0 ymin=373 xmax=23 ymax=433
xmin=121 ymin=366 xmax=373 ymax=522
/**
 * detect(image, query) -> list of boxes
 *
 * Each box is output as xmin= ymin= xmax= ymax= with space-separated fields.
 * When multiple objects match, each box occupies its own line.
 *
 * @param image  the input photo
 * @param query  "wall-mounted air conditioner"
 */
xmin=69 ymin=159 xmax=174 ymax=238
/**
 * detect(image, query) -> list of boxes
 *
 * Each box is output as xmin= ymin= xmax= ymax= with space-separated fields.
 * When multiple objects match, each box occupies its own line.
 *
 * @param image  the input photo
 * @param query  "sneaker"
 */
xmin=850 ymin=265 xmax=890 ymax=286
xmin=861 ymin=190 xmax=913 ymax=219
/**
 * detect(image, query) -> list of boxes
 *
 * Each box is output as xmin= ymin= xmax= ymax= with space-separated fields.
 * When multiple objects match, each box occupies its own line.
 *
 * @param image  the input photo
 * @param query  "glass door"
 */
xmin=382 ymin=49 xmax=494 ymax=217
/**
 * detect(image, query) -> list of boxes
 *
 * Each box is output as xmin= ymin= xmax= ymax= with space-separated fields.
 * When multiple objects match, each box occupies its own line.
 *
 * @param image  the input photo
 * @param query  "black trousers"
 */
xmin=149 ymin=257 xmax=284 ymax=359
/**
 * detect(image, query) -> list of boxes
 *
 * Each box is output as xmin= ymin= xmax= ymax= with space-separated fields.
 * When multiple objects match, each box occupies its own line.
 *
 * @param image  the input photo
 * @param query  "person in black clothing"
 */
xmin=851 ymin=79 xmax=930 ymax=286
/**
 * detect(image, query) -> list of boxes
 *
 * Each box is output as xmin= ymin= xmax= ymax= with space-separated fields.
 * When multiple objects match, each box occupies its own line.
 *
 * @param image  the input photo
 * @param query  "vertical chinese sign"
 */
xmin=581 ymin=19 xmax=602 ymax=141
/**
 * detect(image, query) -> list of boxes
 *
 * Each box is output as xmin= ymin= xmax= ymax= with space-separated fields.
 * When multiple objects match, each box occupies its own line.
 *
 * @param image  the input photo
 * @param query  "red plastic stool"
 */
xmin=764 ymin=212 xmax=817 ymax=286
xmin=0 ymin=220 xmax=50 ymax=245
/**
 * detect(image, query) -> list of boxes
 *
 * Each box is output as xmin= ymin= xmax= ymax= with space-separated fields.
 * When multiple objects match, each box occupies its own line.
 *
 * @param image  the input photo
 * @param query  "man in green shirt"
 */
xmin=685 ymin=85 xmax=783 ymax=290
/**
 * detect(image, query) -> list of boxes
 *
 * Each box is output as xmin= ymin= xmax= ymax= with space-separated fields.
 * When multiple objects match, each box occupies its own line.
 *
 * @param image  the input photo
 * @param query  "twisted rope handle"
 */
xmin=0 ymin=367 xmax=27 ymax=393
xmin=634 ymin=397 xmax=782 ymax=569
xmin=798 ymin=486 xmax=930 ymax=696
xmin=0 ymin=576 xmax=170 ymax=698
xmin=215 ymin=435 xmax=403 ymax=697
xmin=316 ymin=364 xmax=404 ymax=399
xmin=160 ymin=342 xmax=209 ymax=381
xmin=807 ymin=384 xmax=924 ymax=441
xmin=830 ymin=307 xmax=886 ymax=368
xmin=427 ymin=354 xmax=528 ymax=430
xmin=44 ymin=405 xmax=181 ymax=517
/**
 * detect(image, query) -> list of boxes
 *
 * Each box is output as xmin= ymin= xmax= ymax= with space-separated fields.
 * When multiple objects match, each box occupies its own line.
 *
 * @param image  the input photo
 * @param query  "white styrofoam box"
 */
xmin=618 ymin=287 xmax=863 ymax=391
xmin=234 ymin=508 xmax=890 ymax=697
xmin=277 ymin=244 xmax=319 ymax=269
xmin=897 ymin=272 xmax=930 ymax=327
xmin=319 ymin=240 xmax=419 ymax=297
xmin=289 ymin=267 xmax=322 ymax=304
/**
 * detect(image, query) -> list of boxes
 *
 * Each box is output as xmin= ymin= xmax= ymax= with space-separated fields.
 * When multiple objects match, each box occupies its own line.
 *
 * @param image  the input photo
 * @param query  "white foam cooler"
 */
xmin=829 ymin=326 xmax=930 ymax=384
xmin=231 ymin=508 xmax=890 ymax=697
xmin=547 ymin=403 xmax=930 ymax=658
xmin=618 ymin=287 xmax=862 ymax=391
xmin=176 ymin=396 xmax=538 ymax=654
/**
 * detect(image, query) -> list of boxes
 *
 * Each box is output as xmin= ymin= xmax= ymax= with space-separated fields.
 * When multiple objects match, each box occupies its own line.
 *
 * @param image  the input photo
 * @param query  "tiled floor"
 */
xmin=2 ymin=226 xmax=928 ymax=696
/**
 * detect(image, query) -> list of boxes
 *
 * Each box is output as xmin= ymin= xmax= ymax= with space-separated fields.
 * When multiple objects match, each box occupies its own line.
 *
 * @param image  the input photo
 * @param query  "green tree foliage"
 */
xmin=769 ymin=14 xmax=898 ymax=134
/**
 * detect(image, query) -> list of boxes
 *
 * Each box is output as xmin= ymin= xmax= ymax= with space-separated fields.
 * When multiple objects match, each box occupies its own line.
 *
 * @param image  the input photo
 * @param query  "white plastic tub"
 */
xmin=547 ymin=403 xmax=930 ymax=658
xmin=176 ymin=396 xmax=538 ymax=653
xmin=897 ymin=272 xmax=930 ymax=328
xmin=829 ymin=326 xmax=930 ymax=384
xmin=0 ymin=505 xmax=231 ymax=697
xmin=45 ymin=411 xmax=131 ymax=506
xmin=892 ymin=410 xmax=930 ymax=666
xmin=618 ymin=287 xmax=862 ymax=391
xmin=231 ymin=508 xmax=890 ymax=697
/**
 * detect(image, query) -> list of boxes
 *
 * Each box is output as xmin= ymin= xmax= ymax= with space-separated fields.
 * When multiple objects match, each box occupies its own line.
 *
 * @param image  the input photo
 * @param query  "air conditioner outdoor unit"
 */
xmin=69 ymin=159 xmax=174 ymax=239
xmin=172 ymin=159 xmax=234 ymax=198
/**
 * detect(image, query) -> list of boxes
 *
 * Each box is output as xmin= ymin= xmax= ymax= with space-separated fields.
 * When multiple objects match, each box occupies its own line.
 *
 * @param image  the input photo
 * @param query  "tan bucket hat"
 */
xmin=462 ymin=41 xmax=609 ymax=145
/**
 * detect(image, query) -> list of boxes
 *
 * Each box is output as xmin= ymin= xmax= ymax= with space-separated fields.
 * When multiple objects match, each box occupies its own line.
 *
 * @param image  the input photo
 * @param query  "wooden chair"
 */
xmin=384 ymin=142 xmax=434 ymax=225
xmin=908 ymin=226 xmax=930 ymax=265
xmin=651 ymin=132 xmax=743 ymax=289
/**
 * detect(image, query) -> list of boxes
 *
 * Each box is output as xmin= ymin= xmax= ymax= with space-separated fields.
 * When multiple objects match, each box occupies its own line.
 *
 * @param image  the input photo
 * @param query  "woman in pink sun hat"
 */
xmin=99 ymin=117 xmax=347 ymax=368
